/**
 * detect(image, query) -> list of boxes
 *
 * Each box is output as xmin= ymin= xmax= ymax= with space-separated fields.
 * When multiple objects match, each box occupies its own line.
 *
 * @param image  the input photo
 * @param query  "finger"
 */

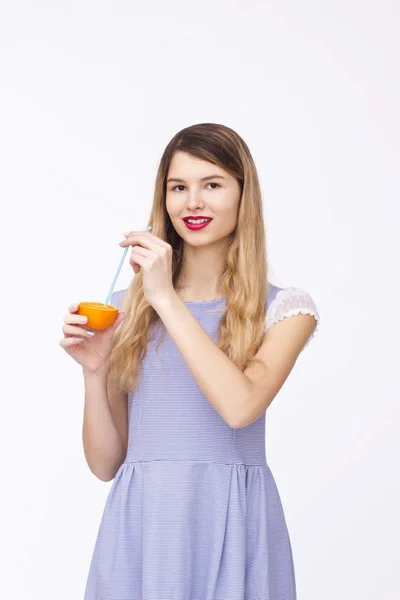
xmin=119 ymin=235 xmax=134 ymax=247
xmin=119 ymin=231 xmax=163 ymax=249
xmin=69 ymin=303 xmax=80 ymax=313
xmin=63 ymin=324 xmax=95 ymax=338
xmin=60 ymin=337 xmax=84 ymax=348
xmin=122 ymin=230 xmax=147 ymax=237
xmin=64 ymin=313 xmax=88 ymax=325
xmin=111 ymin=312 xmax=125 ymax=327
xmin=131 ymin=245 xmax=150 ymax=258
xmin=129 ymin=254 xmax=143 ymax=272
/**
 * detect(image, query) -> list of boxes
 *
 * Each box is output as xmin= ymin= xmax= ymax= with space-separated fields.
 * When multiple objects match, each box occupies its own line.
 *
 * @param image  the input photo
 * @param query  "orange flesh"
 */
xmin=80 ymin=302 xmax=116 ymax=311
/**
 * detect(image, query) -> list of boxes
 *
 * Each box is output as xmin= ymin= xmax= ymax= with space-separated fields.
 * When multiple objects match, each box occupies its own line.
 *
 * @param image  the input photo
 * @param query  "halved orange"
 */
xmin=77 ymin=302 xmax=118 ymax=330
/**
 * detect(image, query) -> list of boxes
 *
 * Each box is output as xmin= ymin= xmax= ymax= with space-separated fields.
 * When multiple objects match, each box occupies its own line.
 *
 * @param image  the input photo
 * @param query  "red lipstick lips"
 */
xmin=182 ymin=217 xmax=212 ymax=231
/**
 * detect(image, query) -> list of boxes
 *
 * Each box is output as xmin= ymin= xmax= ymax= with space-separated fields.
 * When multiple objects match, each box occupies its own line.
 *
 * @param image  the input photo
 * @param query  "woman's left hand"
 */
xmin=119 ymin=230 xmax=176 ymax=310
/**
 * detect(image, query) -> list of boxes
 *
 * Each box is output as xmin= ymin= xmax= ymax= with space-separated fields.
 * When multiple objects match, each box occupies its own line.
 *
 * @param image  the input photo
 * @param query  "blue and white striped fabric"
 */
xmin=84 ymin=282 xmax=319 ymax=600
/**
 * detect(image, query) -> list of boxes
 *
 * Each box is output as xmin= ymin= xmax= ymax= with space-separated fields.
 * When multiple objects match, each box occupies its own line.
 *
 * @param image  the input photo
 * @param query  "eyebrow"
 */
xmin=166 ymin=174 xmax=227 ymax=184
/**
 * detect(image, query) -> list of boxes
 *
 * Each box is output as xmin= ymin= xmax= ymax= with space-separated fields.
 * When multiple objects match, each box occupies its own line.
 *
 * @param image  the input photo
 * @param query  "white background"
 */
xmin=1 ymin=1 xmax=399 ymax=599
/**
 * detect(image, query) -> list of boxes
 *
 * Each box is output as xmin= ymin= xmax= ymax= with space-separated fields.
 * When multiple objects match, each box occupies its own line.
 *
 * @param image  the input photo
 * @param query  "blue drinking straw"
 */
xmin=104 ymin=225 xmax=152 ymax=306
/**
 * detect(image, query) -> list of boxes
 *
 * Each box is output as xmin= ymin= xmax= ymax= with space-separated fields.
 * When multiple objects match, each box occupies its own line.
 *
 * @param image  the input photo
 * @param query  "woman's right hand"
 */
xmin=59 ymin=303 xmax=125 ymax=373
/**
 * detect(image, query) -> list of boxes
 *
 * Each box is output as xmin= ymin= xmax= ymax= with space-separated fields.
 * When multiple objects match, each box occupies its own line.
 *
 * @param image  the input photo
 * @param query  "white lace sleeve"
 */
xmin=265 ymin=287 xmax=320 ymax=348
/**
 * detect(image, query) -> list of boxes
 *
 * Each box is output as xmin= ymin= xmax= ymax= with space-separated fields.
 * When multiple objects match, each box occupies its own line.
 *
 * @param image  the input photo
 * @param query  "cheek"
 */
xmin=220 ymin=213 xmax=238 ymax=229
xmin=214 ymin=197 xmax=239 ymax=221
xmin=165 ymin=194 xmax=179 ymax=217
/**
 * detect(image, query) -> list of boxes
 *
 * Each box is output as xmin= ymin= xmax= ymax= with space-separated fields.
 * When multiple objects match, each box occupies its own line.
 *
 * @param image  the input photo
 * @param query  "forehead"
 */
xmin=167 ymin=151 xmax=229 ymax=179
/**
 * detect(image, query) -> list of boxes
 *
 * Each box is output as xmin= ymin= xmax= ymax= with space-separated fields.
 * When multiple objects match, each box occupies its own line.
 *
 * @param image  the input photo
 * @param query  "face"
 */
xmin=165 ymin=151 xmax=241 ymax=247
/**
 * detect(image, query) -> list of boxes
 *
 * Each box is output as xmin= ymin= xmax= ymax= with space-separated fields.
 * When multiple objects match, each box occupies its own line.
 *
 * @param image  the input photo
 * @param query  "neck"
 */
xmin=175 ymin=243 xmax=227 ymax=300
xmin=174 ymin=284 xmax=224 ymax=302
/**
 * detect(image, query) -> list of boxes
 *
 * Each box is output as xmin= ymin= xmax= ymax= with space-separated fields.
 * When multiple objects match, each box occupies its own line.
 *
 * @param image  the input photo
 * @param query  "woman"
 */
xmin=60 ymin=122 xmax=319 ymax=599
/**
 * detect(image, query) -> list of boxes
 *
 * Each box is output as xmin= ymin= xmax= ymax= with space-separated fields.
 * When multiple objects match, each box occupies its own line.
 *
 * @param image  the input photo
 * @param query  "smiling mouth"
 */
xmin=182 ymin=218 xmax=212 ymax=223
xmin=183 ymin=218 xmax=213 ymax=230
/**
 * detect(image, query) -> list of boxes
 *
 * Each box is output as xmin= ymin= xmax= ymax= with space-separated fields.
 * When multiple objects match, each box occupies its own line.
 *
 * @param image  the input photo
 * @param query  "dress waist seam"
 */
xmin=123 ymin=459 xmax=268 ymax=467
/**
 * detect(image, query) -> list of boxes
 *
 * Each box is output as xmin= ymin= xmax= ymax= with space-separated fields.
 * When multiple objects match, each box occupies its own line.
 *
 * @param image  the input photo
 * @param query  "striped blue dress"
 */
xmin=84 ymin=281 xmax=319 ymax=600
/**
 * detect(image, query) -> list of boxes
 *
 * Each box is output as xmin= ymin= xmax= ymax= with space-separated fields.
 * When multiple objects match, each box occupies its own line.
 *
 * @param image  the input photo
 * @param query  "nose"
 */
xmin=186 ymin=187 xmax=205 ymax=209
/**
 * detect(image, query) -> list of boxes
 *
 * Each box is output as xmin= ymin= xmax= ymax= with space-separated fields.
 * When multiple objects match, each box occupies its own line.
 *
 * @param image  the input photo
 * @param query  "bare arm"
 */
xmin=82 ymin=367 xmax=128 ymax=482
xmin=154 ymin=292 xmax=317 ymax=429
xmin=154 ymin=294 xmax=252 ymax=428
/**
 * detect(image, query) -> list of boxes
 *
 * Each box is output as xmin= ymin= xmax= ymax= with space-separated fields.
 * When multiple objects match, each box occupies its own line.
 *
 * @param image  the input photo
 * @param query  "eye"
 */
xmin=171 ymin=182 xmax=221 ymax=192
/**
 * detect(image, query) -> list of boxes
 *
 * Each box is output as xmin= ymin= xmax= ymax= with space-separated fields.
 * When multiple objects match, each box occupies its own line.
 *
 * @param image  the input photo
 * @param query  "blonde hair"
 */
xmin=109 ymin=122 xmax=269 ymax=393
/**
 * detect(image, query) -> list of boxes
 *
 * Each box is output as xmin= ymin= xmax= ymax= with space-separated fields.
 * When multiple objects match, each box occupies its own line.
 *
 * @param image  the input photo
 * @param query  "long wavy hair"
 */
xmin=109 ymin=122 xmax=269 ymax=393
